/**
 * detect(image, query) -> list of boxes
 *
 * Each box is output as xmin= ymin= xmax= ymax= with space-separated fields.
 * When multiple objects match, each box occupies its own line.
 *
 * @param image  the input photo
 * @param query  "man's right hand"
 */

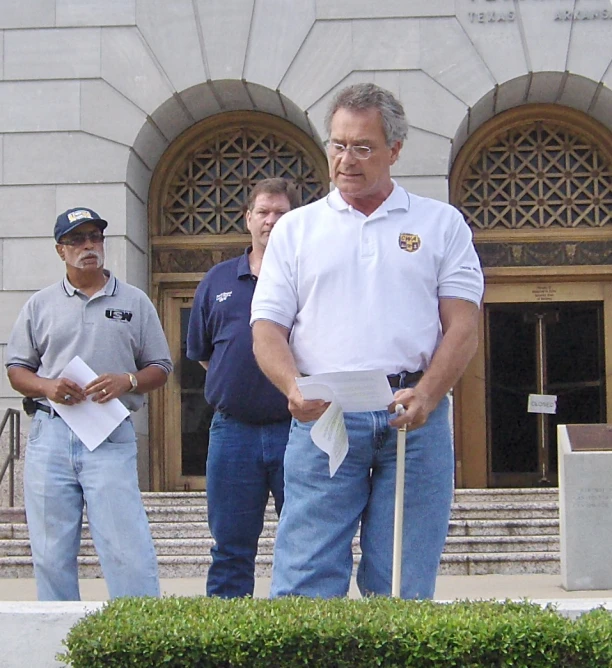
xmin=43 ymin=377 xmax=86 ymax=404
xmin=287 ymin=385 xmax=329 ymax=422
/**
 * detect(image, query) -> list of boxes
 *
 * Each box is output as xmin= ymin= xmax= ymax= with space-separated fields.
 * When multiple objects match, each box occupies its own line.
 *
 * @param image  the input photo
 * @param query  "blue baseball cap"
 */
xmin=54 ymin=207 xmax=108 ymax=242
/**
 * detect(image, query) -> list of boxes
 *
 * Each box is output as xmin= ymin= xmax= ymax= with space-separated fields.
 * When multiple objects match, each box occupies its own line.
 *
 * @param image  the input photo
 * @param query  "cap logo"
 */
xmin=67 ymin=210 xmax=93 ymax=223
xmin=398 ymin=233 xmax=421 ymax=253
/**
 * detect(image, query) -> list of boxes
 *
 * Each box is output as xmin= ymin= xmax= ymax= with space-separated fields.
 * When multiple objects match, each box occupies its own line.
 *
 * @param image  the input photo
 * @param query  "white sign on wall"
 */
xmin=528 ymin=394 xmax=558 ymax=415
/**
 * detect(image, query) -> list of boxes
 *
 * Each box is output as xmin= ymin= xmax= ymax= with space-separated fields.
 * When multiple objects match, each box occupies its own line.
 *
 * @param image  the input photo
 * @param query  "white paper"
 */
xmin=296 ymin=370 xmax=395 ymax=477
xmin=527 ymin=393 xmax=557 ymax=415
xmin=310 ymin=400 xmax=349 ymax=477
xmin=296 ymin=369 xmax=394 ymax=412
xmin=49 ymin=356 xmax=130 ymax=451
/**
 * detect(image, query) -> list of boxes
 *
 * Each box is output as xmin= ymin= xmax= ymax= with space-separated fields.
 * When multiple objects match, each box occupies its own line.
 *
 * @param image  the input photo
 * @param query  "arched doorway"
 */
xmin=450 ymin=104 xmax=612 ymax=488
xmin=148 ymin=111 xmax=328 ymax=490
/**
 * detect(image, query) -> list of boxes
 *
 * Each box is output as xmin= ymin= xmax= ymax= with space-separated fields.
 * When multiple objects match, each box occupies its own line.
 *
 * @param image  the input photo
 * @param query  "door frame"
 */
xmin=454 ymin=267 xmax=612 ymax=488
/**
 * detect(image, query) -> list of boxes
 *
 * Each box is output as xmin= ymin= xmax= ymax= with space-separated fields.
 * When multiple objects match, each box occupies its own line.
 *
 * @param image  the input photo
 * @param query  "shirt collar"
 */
xmin=62 ymin=270 xmax=117 ymax=297
xmin=237 ymin=247 xmax=253 ymax=279
xmin=326 ymin=180 xmax=409 ymax=216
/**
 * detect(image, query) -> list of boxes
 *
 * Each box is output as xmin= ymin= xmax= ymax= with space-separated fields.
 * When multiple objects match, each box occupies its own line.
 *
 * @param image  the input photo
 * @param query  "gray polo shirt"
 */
xmin=6 ymin=272 xmax=172 ymax=412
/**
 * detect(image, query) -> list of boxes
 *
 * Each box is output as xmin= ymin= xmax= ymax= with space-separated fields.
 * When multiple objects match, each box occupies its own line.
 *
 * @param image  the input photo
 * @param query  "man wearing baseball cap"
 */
xmin=5 ymin=207 xmax=173 ymax=601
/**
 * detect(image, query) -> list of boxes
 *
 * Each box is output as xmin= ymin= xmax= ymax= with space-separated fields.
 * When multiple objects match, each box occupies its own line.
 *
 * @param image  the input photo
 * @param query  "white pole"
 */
xmin=391 ymin=411 xmax=407 ymax=597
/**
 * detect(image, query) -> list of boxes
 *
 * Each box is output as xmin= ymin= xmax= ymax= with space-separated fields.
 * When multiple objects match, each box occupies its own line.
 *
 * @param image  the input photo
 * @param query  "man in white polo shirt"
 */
xmin=251 ymin=83 xmax=484 ymax=600
xmin=6 ymin=207 xmax=173 ymax=601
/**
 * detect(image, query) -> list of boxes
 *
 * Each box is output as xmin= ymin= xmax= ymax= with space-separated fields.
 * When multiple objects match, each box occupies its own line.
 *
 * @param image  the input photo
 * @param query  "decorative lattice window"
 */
xmin=156 ymin=114 xmax=327 ymax=237
xmin=456 ymin=112 xmax=612 ymax=231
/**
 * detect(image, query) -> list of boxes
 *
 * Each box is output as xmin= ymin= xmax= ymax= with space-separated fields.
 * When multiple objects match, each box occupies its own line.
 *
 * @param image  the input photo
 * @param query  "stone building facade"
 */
xmin=0 ymin=0 xmax=611 ymax=493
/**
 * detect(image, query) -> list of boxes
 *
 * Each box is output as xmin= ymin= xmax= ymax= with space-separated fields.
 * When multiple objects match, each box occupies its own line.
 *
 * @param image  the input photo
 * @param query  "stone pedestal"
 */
xmin=558 ymin=424 xmax=612 ymax=591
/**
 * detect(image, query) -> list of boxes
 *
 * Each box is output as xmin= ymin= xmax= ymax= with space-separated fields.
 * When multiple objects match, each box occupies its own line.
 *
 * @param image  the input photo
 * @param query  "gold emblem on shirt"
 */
xmin=398 ymin=233 xmax=421 ymax=252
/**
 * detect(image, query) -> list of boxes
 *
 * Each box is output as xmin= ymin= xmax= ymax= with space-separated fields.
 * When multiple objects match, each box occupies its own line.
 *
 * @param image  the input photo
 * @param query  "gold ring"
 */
xmin=102 ymin=388 xmax=107 ymax=395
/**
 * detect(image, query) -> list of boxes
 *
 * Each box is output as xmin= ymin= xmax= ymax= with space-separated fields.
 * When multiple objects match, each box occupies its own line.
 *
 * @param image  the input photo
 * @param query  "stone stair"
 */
xmin=0 ymin=488 xmax=560 ymax=579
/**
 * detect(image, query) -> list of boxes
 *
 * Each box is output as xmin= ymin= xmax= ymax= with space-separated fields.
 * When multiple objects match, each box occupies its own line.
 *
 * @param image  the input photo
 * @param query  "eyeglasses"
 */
xmin=324 ymin=141 xmax=373 ymax=160
xmin=60 ymin=231 xmax=105 ymax=246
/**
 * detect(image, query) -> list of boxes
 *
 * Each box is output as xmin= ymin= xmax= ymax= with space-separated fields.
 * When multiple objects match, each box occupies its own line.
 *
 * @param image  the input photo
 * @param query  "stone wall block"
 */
xmin=456 ymin=7 xmax=528 ymax=84
xmin=56 ymin=0 xmax=136 ymax=27
xmin=558 ymin=76 xmax=601 ymax=114
xmin=281 ymin=21 xmax=353 ymax=110
xmin=393 ymin=128 xmax=451 ymax=177
xmin=467 ymin=87 xmax=496 ymax=138
xmin=81 ymin=80 xmax=148 ymax=148
xmin=4 ymin=28 xmax=101 ymax=80
xmin=126 ymin=189 xmax=148 ymax=254
xmin=395 ymin=176 xmax=450 ymax=203
xmin=516 ymin=2 xmax=572 ymax=73
xmin=0 ymin=32 xmax=4 ymax=80
xmin=0 ymin=293 xmax=32 ymax=343
xmin=526 ymin=71 xmax=565 ymax=104
xmin=150 ymin=96 xmax=195 ymax=144
xmin=126 ymin=239 xmax=148 ymax=293
xmin=316 ymin=0 xmax=455 ymax=20
xmin=131 ymin=120 xmax=170 ymax=172
xmin=101 ymin=27 xmax=175 ymax=114
xmin=399 ymin=71 xmax=468 ymax=139
xmin=590 ymin=82 xmax=612 ymax=132
xmin=126 ymin=151 xmax=153 ymax=205
xmin=56 ymin=183 xmax=128 ymax=236
xmin=4 ymin=133 xmax=130 ymax=185
xmin=420 ymin=18 xmax=496 ymax=107
xmin=567 ymin=17 xmax=612 ymax=82
xmin=353 ymin=19 xmax=420 ymax=71
xmin=195 ymin=0 xmax=255 ymax=81
xmin=0 ymin=186 xmax=56 ymax=237
xmin=3 ymin=239 xmax=64 ymax=291
xmin=103 ymin=237 xmax=127 ymax=283
xmin=494 ymin=74 xmax=530 ymax=114
xmin=243 ymin=0 xmax=316 ymax=90
xmin=136 ymin=0 xmax=207 ymax=92
xmin=0 ymin=81 xmax=80 ymax=133
xmin=0 ymin=0 xmax=55 ymax=29
xmin=178 ymin=83 xmax=223 ymax=121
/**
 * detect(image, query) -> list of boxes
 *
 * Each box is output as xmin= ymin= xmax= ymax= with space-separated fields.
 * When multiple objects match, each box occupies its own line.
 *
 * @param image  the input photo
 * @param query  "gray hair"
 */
xmin=324 ymin=83 xmax=409 ymax=146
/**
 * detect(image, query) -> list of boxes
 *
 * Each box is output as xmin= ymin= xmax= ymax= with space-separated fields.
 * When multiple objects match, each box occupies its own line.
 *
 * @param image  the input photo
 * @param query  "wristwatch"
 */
xmin=126 ymin=372 xmax=138 ymax=393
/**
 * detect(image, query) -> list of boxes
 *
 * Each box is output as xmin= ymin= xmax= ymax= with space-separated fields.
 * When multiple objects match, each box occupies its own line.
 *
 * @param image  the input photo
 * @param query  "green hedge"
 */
xmin=59 ymin=597 xmax=612 ymax=667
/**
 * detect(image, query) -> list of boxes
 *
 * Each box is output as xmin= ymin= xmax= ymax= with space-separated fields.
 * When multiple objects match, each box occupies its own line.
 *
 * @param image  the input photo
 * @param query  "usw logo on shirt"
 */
xmin=105 ymin=309 xmax=133 ymax=322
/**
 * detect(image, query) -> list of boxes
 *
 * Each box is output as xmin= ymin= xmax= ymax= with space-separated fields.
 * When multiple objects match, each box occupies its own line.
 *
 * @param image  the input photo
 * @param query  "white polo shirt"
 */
xmin=250 ymin=182 xmax=484 ymax=376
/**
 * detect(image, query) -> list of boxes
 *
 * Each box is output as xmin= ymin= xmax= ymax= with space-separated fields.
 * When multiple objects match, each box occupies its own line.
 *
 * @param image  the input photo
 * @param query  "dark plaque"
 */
xmin=566 ymin=424 xmax=612 ymax=452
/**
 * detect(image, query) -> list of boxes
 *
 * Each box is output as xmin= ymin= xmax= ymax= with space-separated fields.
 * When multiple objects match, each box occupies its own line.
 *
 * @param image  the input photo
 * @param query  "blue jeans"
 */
xmin=270 ymin=396 xmax=453 ymax=600
xmin=24 ymin=411 xmax=159 ymax=601
xmin=206 ymin=412 xmax=289 ymax=598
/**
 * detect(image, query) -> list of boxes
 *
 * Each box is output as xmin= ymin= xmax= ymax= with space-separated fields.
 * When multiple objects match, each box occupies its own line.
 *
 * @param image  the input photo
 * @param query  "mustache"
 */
xmin=78 ymin=250 xmax=103 ymax=261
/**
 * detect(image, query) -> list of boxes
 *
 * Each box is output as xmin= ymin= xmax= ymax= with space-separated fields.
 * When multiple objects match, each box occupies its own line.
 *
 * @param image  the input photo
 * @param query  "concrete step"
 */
xmin=0 ymin=489 xmax=564 ymax=578
xmin=451 ymin=502 xmax=558 ymax=521
xmin=0 ymin=550 xmax=562 ymax=579
xmin=453 ymin=489 xmax=558 ymax=504
xmin=0 ymin=532 xmax=559 ymax=559
xmin=438 ymin=552 xmax=560 ymax=576
xmin=2 ymin=518 xmax=561 ymax=542
xmin=139 ymin=489 xmax=560 ymax=505
xmin=448 ymin=518 xmax=559 ymax=537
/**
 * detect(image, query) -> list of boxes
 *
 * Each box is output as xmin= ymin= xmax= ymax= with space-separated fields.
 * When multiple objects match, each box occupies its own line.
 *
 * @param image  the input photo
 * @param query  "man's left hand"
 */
xmin=388 ymin=387 xmax=435 ymax=431
xmin=85 ymin=373 xmax=132 ymax=403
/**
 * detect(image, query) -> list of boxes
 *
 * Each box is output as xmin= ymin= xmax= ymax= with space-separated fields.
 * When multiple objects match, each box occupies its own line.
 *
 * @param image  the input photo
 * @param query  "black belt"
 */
xmin=22 ymin=398 xmax=55 ymax=417
xmin=387 ymin=371 xmax=423 ymax=389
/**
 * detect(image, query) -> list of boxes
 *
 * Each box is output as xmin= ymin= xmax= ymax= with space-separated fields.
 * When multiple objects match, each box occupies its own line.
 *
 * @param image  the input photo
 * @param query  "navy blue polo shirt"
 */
xmin=186 ymin=248 xmax=290 ymax=424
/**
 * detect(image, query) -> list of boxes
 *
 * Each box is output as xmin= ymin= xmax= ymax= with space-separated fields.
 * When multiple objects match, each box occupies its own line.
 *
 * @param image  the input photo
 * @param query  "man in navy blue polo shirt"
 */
xmin=186 ymin=178 xmax=299 ymax=598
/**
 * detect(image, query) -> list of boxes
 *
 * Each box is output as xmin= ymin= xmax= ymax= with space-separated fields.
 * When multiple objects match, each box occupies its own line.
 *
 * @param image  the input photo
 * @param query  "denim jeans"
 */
xmin=206 ymin=412 xmax=289 ymax=598
xmin=270 ymin=395 xmax=453 ymax=600
xmin=24 ymin=411 xmax=159 ymax=601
